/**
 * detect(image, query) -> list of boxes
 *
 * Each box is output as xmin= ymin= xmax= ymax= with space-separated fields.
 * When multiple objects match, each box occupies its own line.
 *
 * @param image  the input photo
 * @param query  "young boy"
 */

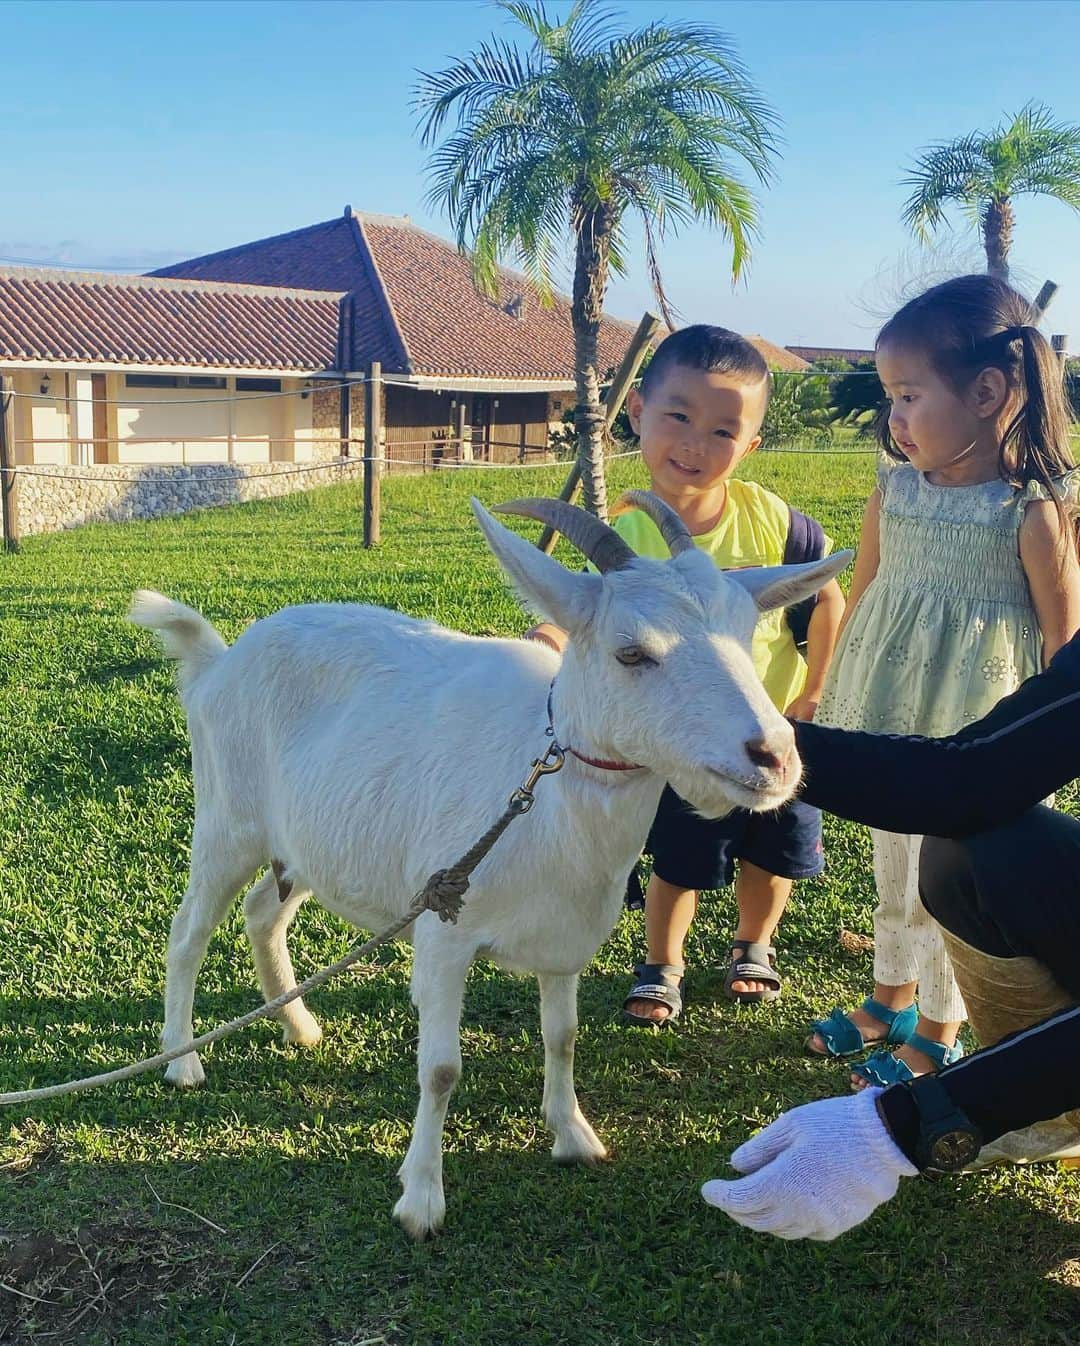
xmin=529 ymin=325 xmax=845 ymax=1025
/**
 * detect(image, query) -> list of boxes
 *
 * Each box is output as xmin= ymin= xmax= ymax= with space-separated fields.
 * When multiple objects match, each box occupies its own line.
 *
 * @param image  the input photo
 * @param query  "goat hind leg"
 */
xmin=243 ymin=869 xmax=322 ymax=1047
xmin=393 ymin=932 xmax=473 ymax=1239
xmin=538 ymin=972 xmax=606 ymax=1163
xmin=162 ymin=839 xmax=257 ymax=1088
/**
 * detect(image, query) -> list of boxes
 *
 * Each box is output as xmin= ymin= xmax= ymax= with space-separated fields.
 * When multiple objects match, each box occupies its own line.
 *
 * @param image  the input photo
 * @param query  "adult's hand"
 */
xmin=701 ymin=1088 xmax=918 ymax=1240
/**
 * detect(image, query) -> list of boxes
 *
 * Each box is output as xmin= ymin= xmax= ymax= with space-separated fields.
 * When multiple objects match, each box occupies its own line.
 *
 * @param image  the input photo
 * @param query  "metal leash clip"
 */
xmin=508 ymin=740 xmax=566 ymax=814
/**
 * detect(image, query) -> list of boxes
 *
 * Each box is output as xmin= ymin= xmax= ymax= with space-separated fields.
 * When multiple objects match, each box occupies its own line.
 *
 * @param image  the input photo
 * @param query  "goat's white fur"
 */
xmin=130 ymin=498 xmax=849 ymax=1238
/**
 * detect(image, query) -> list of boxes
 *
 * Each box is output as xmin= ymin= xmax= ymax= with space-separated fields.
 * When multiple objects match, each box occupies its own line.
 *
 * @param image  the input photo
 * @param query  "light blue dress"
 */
xmin=817 ymin=459 xmax=1062 ymax=1023
xmin=818 ymin=460 xmax=1050 ymax=737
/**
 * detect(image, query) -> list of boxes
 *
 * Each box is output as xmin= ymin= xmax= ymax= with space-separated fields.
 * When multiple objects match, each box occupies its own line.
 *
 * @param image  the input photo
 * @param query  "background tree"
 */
xmin=415 ymin=0 xmax=778 ymax=518
xmin=901 ymin=102 xmax=1080 ymax=281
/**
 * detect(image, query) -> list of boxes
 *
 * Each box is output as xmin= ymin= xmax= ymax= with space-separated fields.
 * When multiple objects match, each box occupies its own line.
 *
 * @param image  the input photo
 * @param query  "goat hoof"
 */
xmin=281 ymin=1016 xmax=323 ymax=1048
xmin=164 ymin=1053 xmax=205 ymax=1088
xmin=392 ymin=1190 xmax=445 ymax=1241
xmin=551 ymin=1115 xmax=608 ymax=1165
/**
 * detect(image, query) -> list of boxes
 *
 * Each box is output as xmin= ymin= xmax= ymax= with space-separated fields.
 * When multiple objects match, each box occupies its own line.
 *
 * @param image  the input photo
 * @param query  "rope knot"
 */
xmin=417 ymin=868 xmax=470 ymax=923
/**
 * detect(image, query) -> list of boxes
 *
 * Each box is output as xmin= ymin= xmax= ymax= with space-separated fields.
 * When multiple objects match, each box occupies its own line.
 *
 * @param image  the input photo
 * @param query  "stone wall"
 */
xmin=15 ymin=457 xmax=365 ymax=538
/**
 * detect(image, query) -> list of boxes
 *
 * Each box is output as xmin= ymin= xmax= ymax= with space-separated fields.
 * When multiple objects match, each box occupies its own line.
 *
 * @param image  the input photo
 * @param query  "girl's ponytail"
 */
xmin=1003 ymin=324 xmax=1074 ymax=486
xmin=1002 ymin=325 xmax=1077 ymax=556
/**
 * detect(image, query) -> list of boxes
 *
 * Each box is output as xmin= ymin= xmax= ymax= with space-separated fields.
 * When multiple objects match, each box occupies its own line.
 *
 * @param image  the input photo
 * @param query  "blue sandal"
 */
xmin=806 ymin=996 xmax=918 ymax=1058
xmin=850 ymin=1032 xmax=964 ymax=1088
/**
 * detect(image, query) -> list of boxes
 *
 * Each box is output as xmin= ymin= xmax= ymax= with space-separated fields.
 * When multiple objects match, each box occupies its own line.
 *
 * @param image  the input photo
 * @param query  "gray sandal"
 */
xmin=621 ymin=963 xmax=684 ymax=1027
xmin=724 ymin=940 xmax=782 ymax=1004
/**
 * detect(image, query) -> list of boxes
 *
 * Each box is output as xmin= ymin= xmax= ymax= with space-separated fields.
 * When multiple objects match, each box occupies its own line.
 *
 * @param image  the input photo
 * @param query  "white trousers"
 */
xmin=871 ymin=829 xmax=967 ymax=1024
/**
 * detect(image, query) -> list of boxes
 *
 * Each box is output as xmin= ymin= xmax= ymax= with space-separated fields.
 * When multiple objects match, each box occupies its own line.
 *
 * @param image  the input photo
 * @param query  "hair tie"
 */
xmin=1000 ymin=324 xmax=1037 ymax=342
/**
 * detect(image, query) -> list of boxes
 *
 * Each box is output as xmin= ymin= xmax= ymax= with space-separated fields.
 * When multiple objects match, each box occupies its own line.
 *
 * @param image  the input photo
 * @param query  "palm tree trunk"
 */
xmin=572 ymin=202 xmax=614 ymax=521
xmin=983 ymin=196 xmax=1014 ymax=281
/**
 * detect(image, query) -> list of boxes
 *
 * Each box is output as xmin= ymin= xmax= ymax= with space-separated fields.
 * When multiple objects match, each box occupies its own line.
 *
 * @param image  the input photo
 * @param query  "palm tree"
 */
xmin=414 ymin=0 xmax=779 ymax=519
xmin=901 ymin=102 xmax=1080 ymax=282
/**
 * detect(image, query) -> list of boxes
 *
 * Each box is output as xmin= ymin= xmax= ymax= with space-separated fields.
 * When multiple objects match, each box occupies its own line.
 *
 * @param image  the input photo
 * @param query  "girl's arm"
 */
xmin=786 ymin=578 xmax=844 ymax=721
xmin=832 ymin=488 xmax=881 ymax=644
xmin=793 ymin=629 xmax=1080 ymax=835
xmin=1019 ymin=499 xmax=1080 ymax=665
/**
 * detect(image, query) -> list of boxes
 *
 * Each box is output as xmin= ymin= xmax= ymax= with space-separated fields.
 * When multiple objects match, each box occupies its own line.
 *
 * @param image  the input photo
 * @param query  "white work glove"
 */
xmin=701 ymin=1087 xmax=919 ymax=1241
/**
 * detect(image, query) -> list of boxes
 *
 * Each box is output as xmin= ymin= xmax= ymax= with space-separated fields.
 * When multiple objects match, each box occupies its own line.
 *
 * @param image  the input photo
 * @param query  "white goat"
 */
xmin=130 ymin=491 xmax=848 ymax=1239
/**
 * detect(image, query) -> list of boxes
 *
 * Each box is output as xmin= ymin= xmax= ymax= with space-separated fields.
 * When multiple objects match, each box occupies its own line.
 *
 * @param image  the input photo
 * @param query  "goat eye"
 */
xmin=615 ymin=645 xmax=653 ymax=667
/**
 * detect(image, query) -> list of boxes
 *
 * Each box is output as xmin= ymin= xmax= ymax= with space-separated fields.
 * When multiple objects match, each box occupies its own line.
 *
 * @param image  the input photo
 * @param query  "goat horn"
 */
xmin=492 ymin=498 xmax=637 ymax=573
xmin=612 ymin=490 xmax=695 ymax=557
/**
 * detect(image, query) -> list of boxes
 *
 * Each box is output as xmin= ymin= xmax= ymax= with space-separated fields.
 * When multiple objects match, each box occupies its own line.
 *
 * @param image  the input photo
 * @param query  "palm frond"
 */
xmin=901 ymin=102 xmax=1080 ymax=253
xmin=417 ymin=0 xmax=779 ymax=306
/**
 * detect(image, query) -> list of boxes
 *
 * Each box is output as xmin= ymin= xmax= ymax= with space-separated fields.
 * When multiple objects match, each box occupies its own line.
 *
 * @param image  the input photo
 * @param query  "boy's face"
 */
xmin=626 ymin=363 xmax=767 ymax=507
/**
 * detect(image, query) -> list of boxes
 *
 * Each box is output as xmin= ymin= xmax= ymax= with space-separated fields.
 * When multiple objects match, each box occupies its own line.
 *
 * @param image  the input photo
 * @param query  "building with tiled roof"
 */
xmin=0 ymin=207 xmax=640 ymax=475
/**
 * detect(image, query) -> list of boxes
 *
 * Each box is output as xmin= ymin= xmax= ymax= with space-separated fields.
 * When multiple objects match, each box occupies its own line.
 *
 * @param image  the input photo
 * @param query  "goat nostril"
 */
xmin=746 ymin=740 xmax=785 ymax=772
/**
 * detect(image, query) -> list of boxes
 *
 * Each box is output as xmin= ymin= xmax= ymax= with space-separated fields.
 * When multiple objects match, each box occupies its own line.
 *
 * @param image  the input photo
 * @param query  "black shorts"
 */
xmin=644 ymin=785 xmax=824 ymax=892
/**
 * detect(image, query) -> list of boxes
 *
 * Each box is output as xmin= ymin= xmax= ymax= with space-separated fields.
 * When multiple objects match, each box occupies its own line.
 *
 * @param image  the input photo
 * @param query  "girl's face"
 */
xmin=876 ymin=343 xmax=1006 ymax=485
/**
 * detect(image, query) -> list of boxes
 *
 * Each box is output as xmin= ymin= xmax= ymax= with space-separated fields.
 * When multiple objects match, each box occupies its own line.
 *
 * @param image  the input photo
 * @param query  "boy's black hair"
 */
xmin=639 ymin=324 xmax=771 ymax=406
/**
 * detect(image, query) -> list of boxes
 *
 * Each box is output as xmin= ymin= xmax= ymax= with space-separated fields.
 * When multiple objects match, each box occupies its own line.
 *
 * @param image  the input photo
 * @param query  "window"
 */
xmin=124 ymin=374 xmax=227 ymax=390
xmin=236 ymin=377 xmax=282 ymax=393
xmin=126 ymin=374 xmax=179 ymax=389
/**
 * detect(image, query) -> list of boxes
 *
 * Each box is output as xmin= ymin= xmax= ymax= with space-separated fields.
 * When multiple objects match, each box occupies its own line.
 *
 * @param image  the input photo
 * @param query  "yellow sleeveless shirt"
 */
xmin=610 ymin=480 xmax=827 ymax=711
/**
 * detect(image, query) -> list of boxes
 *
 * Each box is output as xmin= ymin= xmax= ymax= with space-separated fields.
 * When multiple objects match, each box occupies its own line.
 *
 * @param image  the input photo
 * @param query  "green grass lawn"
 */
xmin=0 ymin=455 xmax=1076 ymax=1346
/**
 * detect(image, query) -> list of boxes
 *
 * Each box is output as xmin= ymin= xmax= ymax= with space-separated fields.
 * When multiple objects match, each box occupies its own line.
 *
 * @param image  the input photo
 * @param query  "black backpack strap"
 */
xmin=784 ymin=507 xmax=827 ymax=651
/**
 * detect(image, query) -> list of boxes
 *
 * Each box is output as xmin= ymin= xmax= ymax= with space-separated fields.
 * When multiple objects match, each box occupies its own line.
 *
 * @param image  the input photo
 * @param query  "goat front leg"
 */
xmin=393 ymin=929 xmax=474 ymax=1239
xmin=538 ymin=972 xmax=607 ymax=1163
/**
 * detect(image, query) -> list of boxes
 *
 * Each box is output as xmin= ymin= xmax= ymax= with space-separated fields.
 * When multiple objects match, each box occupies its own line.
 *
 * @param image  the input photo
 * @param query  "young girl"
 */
xmin=809 ymin=273 xmax=1080 ymax=1089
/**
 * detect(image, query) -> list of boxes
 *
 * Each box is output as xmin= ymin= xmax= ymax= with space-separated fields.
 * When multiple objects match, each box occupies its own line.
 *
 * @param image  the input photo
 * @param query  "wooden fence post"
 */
xmin=1033 ymin=280 xmax=1059 ymax=321
xmin=0 ymin=376 xmax=19 ymax=553
xmin=363 ymin=361 xmax=383 ymax=548
xmin=339 ymin=378 xmax=352 ymax=459
xmin=1051 ymin=334 xmax=1069 ymax=375
xmin=538 ymin=311 xmax=660 ymax=554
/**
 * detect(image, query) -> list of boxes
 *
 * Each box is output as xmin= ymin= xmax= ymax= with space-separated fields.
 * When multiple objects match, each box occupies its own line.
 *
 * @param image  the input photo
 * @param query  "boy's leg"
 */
xmin=728 ymin=863 xmax=792 ymax=996
xmin=623 ymin=873 xmax=697 ymax=1024
xmin=730 ymin=800 xmax=824 ymax=1000
xmin=623 ymin=785 xmax=736 ymax=1025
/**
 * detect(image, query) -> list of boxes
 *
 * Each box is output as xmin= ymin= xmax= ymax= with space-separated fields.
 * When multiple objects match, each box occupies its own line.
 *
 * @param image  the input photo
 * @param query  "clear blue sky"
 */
xmin=5 ymin=0 xmax=1080 ymax=349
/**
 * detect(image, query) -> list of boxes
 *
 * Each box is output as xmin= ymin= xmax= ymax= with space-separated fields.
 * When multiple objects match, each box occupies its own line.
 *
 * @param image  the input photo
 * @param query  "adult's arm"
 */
xmin=793 ymin=629 xmax=1080 ymax=836
xmin=702 ymin=1002 xmax=1080 ymax=1241
xmin=880 ymin=1001 xmax=1080 ymax=1160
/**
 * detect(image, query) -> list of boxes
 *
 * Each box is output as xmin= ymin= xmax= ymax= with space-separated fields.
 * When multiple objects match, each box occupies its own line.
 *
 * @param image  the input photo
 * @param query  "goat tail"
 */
xmin=129 ymin=589 xmax=228 ymax=687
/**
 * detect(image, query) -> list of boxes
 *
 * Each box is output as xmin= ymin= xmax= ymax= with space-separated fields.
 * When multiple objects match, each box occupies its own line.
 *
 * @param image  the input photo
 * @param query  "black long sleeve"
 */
xmin=880 ymin=1004 xmax=1080 ymax=1159
xmin=793 ymin=630 xmax=1080 ymax=837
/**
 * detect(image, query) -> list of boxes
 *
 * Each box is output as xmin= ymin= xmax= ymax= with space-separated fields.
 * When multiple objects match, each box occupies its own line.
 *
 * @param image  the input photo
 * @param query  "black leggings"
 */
xmin=920 ymin=806 xmax=1080 ymax=1001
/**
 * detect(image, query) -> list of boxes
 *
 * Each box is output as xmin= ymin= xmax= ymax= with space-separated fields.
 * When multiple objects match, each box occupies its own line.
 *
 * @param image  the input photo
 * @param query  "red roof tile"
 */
xmin=154 ymin=208 xmax=639 ymax=381
xmin=0 ymin=269 xmax=342 ymax=370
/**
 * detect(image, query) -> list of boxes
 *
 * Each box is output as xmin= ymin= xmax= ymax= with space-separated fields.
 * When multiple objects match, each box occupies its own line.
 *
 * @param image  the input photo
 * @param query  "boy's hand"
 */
xmin=525 ymin=622 xmax=568 ymax=655
xmin=784 ymin=693 xmax=819 ymax=722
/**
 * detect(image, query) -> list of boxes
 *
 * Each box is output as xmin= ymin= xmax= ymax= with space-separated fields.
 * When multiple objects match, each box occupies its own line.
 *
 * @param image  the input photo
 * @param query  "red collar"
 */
xmin=567 ymin=746 xmax=644 ymax=771
xmin=546 ymin=679 xmax=644 ymax=772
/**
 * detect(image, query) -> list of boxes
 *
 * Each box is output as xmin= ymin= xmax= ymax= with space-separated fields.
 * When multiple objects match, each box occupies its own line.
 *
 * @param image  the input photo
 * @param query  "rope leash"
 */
xmin=0 ymin=739 xmax=565 ymax=1108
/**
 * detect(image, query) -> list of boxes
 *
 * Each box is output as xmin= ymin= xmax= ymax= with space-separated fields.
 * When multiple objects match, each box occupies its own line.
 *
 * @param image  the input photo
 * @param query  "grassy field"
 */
xmin=0 ymin=452 xmax=1076 ymax=1346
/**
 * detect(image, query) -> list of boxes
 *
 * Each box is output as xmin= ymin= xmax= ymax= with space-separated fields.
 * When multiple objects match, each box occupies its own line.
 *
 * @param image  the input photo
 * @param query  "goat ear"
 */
xmin=470 ymin=498 xmax=601 ymax=631
xmin=727 ymin=550 xmax=853 ymax=613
